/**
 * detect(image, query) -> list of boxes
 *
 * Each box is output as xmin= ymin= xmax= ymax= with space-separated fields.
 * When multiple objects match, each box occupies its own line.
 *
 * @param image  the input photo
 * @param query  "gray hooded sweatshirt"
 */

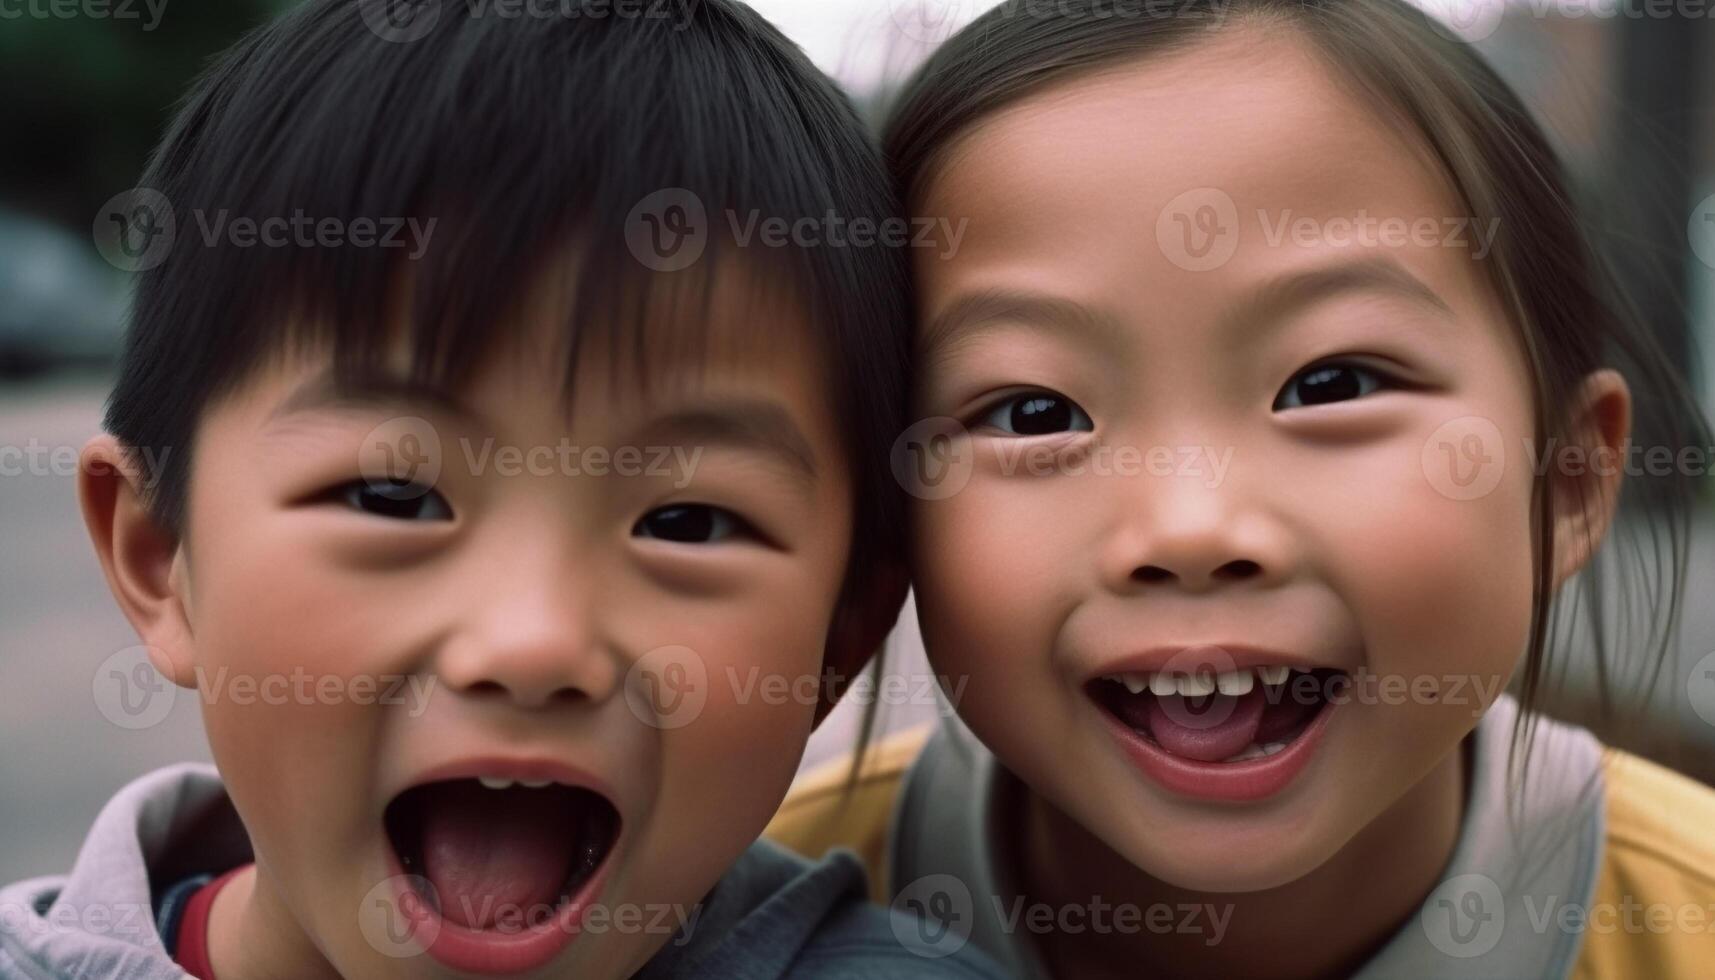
xmin=0 ymin=764 xmax=1003 ymax=980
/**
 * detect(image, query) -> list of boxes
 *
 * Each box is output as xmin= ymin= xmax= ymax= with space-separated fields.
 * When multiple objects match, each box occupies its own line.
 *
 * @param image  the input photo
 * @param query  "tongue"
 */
xmin=1142 ymin=688 xmax=1265 ymax=762
xmin=418 ymin=783 xmax=578 ymax=930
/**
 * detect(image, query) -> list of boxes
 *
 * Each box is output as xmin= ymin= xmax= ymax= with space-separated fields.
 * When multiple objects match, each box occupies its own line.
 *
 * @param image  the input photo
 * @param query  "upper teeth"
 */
xmin=1107 ymin=665 xmax=1303 ymax=698
xmin=477 ymin=776 xmax=556 ymax=790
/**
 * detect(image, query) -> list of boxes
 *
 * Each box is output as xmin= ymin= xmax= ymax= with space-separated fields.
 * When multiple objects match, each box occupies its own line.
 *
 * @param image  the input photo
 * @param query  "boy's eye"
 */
xmin=977 ymin=391 xmax=1095 ymax=436
xmin=1273 ymin=362 xmax=1391 ymax=410
xmin=633 ymin=504 xmax=745 ymax=544
xmin=339 ymin=479 xmax=454 ymax=522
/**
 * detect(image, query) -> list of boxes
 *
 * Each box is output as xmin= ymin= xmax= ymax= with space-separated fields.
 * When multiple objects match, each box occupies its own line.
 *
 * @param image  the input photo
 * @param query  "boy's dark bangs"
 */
xmin=248 ymin=194 xmax=819 ymax=412
xmin=126 ymin=0 xmax=862 ymax=444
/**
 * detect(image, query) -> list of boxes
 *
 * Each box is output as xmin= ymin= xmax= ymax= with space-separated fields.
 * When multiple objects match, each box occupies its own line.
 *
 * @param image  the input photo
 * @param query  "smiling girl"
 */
xmin=770 ymin=1 xmax=1715 ymax=976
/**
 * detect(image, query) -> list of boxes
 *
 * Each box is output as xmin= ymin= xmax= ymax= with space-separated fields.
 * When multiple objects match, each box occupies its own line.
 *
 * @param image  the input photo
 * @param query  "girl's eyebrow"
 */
xmin=922 ymin=257 xmax=1455 ymax=367
xmin=920 ymin=287 xmax=1126 ymax=367
xmin=1226 ymin=255 xmax=1455 ymax=334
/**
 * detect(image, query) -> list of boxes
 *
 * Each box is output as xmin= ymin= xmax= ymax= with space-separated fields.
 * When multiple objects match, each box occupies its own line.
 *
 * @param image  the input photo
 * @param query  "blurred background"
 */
xmin=2 ymin=0 xmax=1714 ymax=885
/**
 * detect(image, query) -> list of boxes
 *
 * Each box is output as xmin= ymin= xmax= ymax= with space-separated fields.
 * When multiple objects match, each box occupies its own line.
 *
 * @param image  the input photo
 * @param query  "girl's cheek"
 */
xmin=1309 ymin=423 xmax=1536 ymax=700
xmin=916 ymin=477 xmax=1072 ymax=644
xmin=913 ymin=474 xmax=1096 ymax=741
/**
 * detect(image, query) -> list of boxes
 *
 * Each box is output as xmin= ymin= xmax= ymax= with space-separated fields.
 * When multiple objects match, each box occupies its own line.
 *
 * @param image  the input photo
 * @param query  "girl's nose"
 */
xmin=1098 ymin=477 xmax=1292 ymax=595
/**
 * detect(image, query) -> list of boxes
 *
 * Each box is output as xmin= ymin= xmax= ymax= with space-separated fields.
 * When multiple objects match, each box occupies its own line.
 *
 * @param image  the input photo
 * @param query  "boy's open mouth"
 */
xmin=1088 ymin=666 xmax=1346 ymax=765
xmin=383 ymin=777 xmax=621 ymax=932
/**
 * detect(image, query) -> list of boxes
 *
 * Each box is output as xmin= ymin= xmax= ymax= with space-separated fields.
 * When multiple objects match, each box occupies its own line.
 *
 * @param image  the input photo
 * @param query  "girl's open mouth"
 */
xmin=1088 ymin=666 xmax=1346 ymax=802
xmin=382 ymin=776 xmax=622 ymax=974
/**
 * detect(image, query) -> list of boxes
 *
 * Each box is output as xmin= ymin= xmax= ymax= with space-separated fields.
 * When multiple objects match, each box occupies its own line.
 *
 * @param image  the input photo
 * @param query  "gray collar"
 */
xmin=890 ymin=694 xmax=1605 ymax=979
xmin=0 ymin=763 xmax=248 ymax=980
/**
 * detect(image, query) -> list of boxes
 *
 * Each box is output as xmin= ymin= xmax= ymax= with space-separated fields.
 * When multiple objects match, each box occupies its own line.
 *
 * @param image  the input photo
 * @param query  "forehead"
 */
xmin=478 ymin=254 xmax=833 ymax=412
xmin=915 ymin=27 xmax=1478 ymax=326
xmin=223 ymin=253 xmax=838 ymax=449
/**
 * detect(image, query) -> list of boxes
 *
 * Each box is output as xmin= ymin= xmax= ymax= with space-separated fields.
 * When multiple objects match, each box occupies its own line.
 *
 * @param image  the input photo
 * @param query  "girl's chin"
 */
xmin=1081 ymin=795 xmax=1355 ymax=894
xmin=1121 ymin=840 xmax=1339 ymax=894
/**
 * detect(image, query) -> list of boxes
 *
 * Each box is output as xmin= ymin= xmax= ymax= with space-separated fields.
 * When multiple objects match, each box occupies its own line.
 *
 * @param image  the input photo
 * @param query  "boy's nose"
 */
xmin=435 ymin=587 xmax=621 ymax=709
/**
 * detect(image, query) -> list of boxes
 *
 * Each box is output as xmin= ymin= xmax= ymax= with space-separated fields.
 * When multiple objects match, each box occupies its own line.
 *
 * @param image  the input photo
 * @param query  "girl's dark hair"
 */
xmin=884 ymin=0 xmax=1710 ymax=781
xmin=107 ymin=0 xmax=912 ymax=707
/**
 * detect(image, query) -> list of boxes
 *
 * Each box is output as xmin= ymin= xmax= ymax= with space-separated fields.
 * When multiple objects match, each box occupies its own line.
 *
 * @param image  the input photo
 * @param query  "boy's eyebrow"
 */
xmin=268 ymin=367 xmax=491 ymax=430
xmin=634 ymin=400 xmax=820 ymax=489
xmin=921 ymin=288 xmax=1126 ymax=366
xmin=270 ymin=370 xmax=819 ymax=484
xmin=1229 ymin=256 xmax=1455 ymax=330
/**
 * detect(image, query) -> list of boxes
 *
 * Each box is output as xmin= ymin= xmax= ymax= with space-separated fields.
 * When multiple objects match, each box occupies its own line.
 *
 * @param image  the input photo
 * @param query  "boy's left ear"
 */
xmin=1550 ymin=368 xmax=1631 ymax=591
xmin=814 ymin=560 xmax=912 ymax=727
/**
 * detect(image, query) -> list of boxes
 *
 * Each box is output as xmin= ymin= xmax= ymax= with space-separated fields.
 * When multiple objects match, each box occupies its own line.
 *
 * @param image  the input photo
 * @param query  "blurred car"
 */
xmin=0 ymin=209 xmax=126 ymax=377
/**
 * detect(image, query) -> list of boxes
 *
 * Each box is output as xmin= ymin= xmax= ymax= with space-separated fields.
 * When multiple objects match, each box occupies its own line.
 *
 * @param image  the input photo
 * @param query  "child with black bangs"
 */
xmin=0 ymin=2 xmax=1002 ymax=978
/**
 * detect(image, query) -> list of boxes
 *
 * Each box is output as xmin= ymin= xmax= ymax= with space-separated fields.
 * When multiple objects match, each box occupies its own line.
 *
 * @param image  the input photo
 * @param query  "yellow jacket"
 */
xmin=768 ymin=720 xmax=1715 ymax=978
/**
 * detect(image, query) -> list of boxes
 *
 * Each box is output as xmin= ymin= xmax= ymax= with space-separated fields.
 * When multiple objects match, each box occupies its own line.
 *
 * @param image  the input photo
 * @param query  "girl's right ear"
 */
xmin=78 ymin=433 xmax=198 ymax=689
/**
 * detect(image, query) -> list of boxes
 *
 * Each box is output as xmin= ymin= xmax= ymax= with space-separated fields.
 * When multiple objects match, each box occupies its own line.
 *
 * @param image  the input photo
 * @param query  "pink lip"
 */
xmin=381 ymin=755 xmax=622 ymax=975
xmin=1097 ymin=697 xmax=1339 ymax=802
xmin=383 ymin=836 xmax=617 ymax=975
xmin=1088 ymin=644 xmax=1343 ymax=682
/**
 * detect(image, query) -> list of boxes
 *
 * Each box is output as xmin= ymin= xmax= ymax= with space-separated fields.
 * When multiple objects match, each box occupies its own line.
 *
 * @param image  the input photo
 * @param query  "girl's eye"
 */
xmin=978 ymin=391 xmax=1095 ymax=436
xmin=339 ymin=479 xmax=454 ymax=522
xmin=1273 ymin=362 xmax=1390 ymax=410
xmin=633 ymin=504 xmax=744 ymax=544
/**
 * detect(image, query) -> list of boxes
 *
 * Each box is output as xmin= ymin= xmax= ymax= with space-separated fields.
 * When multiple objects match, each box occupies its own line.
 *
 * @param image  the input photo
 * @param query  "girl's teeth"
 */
xmin=519 ymin=778 xmax=552 ymax=788
xmin=1214 ymin=669 xmax=1254 ymax=696
xmin=1107 ymin=665 xmax=1304 ymax=697
xmin=1221 ymin=740 xmax=1290 ymax=763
